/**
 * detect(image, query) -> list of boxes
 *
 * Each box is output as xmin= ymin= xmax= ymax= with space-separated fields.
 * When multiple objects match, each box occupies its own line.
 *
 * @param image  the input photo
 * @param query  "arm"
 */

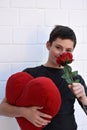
xmin=0 ymin=97 xmax=23 ymax=117
xmin=0 ymin=97 xmax=51 ymax=127
xmin=68 ymin=82 xmax=87 ymax=114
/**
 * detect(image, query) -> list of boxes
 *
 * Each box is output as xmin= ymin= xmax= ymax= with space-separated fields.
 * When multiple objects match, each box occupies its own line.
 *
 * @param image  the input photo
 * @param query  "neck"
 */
xmin=44 ymin=62 xmax=64 ymax=69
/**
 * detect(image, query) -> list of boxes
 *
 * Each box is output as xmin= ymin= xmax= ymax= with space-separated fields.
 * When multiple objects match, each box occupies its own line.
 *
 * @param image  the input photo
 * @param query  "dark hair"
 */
xmin=48 ymin=25 xmax=77 ymax=48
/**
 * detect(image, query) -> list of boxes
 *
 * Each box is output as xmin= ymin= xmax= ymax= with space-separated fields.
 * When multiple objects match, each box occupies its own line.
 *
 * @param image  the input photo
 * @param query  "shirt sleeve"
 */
xmin=83 ymin=105 xmax=87 ymax=115
xmin=77 ymin=75 xmax=87 ymax=115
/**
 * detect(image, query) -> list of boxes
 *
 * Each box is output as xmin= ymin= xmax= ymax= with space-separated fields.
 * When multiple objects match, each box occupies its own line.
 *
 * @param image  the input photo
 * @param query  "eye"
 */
xmin=56 ymin=46 xmax=62 ymax=50
xmin=56 ymin=46 xmax=60 ymax=49
xmin=66 ymin=49 xmax=73 ymax=52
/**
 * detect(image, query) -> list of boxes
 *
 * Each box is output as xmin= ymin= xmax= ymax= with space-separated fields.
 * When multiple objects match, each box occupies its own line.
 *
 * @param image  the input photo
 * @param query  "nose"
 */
xmin=59 ymin=50 xmax=66 ymax=55
xmin=62 ymin=48 xmax=67 ymax=53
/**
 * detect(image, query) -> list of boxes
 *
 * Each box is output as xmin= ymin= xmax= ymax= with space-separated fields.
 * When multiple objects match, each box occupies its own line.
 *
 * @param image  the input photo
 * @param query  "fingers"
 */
xmin=35 ymin=116 xmax=51 ymax=127
xmin=68 ymin=83 xmax=80 ymax=89
xmin=36 ymin=106 xmax=52 ymax=125
xmin=35 ymin=106 xmax=52 ymax=119
xmin=39 ymin=112 xmax=52 ymax=119
xmin=68 ymin=84 xmax=72 ymax=89
xmin=30 ymin=106 xmax=52 ymax=127
xmin=68 ymin=83 xmax=85 ymax=98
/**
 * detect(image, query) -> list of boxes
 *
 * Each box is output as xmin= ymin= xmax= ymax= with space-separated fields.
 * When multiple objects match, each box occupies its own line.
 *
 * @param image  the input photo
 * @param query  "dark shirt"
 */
xmin=23 ymin=65 xmax=87 ymax=130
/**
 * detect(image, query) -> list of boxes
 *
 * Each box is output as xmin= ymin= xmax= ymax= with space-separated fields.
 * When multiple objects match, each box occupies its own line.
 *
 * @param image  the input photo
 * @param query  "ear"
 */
xmin=46 ymin=41 xmax=51 ymax=50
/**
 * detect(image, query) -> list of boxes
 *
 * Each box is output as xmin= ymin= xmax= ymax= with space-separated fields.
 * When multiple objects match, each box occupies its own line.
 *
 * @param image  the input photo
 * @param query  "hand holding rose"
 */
xmin=56 ymin=52 xmax=87 ymax=105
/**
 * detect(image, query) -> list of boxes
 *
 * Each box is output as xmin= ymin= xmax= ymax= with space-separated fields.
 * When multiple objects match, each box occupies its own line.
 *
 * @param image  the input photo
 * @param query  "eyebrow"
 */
xmin=56 ymin=44 xmax=73 ymax=51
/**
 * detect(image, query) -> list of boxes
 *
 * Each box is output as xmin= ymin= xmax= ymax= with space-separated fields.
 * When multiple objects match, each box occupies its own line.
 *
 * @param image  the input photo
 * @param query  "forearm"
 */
xmin=79 ymin=95 xmax=87 ymax=106
xmin=78 ymin=96 xmax=87 ymax=115
xmin=0 ymin=98 xmax=23 ymax=118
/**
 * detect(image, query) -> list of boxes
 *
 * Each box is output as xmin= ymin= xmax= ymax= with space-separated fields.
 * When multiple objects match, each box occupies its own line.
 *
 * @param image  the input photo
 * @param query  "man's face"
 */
xmin=46 ymin=38 xmax=74 ymax=68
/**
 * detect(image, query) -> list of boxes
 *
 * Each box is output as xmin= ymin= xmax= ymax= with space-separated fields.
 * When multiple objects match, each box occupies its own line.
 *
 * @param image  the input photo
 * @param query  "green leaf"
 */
xmin=71 ymin=71 xmax=78 ymax=78
xmin=62 ymin=74 xmax=73 ymax=84
xmin=74 ymin=79 xmax=80 ymax=83
xmin=62 ymin=74 xmax=67 ymax=79
xmin=65 ymin=78 xmax=73 ymax=84
xmin=62 ymin=64 xmax=79 ymax=85
xmin=64 ymin=65 xmax=72 ymax=73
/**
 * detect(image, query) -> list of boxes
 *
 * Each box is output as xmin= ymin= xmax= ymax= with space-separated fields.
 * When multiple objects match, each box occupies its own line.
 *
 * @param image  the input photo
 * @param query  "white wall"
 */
xmin=0 ymin=0 xmax=87 ymax=130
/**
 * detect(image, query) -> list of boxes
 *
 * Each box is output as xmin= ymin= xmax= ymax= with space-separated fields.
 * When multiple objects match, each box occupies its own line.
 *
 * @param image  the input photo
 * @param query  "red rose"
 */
xmin=56 ymin=52 xmax=73 ymax=66
xmin=56 ymin=52 xmax=79 ymax=84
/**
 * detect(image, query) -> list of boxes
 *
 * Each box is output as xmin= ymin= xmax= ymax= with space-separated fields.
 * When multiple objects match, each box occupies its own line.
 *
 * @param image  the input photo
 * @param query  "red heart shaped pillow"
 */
xmin=6 ymin=72 xmax=61 ymax=130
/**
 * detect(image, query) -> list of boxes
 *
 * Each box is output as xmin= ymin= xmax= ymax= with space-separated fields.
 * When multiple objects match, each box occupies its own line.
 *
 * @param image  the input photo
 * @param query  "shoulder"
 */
xmin=22 ymin=65 xmax=43 ymax=77
xmin=77 ymin=75 xmax=86 ymax=85
xmin=77 ymin=75 xmax=87 ymax=92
